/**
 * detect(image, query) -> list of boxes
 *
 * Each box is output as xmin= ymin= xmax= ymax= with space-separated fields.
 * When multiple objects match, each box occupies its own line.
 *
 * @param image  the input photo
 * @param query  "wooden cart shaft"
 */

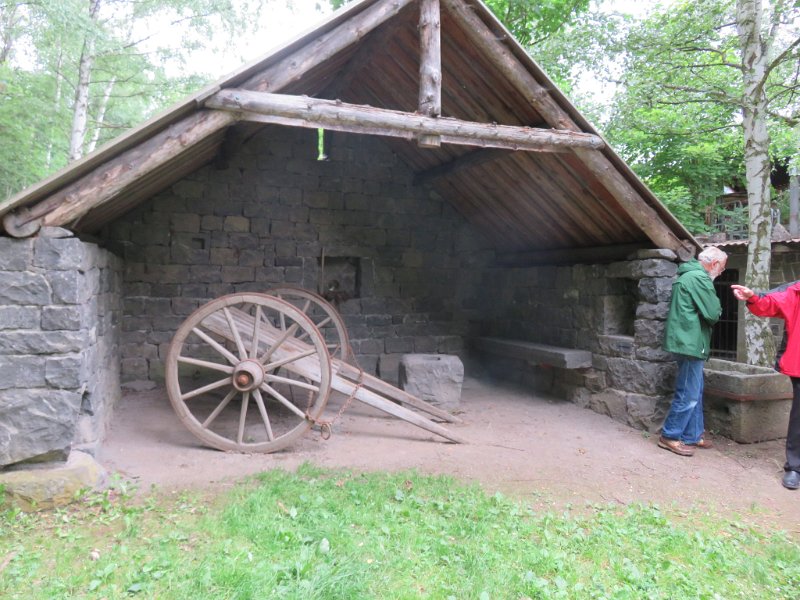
xmin=200 ymin=306 xmax=465 ymax=444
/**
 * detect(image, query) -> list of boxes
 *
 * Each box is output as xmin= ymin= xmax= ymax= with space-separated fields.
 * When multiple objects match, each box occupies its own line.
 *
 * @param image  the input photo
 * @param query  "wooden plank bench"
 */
xmin=474 ymin=337 xmax=592 ymax=369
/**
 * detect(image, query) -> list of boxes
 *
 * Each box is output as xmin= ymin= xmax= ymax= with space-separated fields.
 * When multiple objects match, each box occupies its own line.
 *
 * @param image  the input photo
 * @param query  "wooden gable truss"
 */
xmin=0 ymin=0 xmax=697 ymax=264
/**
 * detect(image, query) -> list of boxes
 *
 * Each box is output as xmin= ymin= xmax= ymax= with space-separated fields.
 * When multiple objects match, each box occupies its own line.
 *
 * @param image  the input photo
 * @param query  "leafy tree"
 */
xmin=0 ymin=65 xmax=56 ymax=197
xmin=601 ymin=0 xmax=799 ymax=366
xmin=486 ymin=0 xmax=799 ymax=365
xmin=482 ymin=0 xmax=590 ymax=46
xmin=0 ymin=0 xmax=268 ymax=197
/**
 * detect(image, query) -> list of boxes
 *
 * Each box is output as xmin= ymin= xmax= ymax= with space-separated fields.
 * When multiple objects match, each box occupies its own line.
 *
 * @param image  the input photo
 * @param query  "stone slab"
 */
xmin=704 ymin=358 xmax=793 ymax=401
xmin=0 ymin=451 xmax=107 ymax=511
xmin=399 ymin=353 xmax=464 ymax=410
xmin=475 ymin=337 xmax=592 ymax=369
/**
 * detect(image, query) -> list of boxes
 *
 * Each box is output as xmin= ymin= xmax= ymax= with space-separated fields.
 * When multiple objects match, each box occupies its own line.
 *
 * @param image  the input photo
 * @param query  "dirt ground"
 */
xmin=99 ymin=375 xmax=800 ymax=534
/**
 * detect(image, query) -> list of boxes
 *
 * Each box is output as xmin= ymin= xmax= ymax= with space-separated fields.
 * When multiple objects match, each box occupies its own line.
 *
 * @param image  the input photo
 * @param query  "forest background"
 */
xmin=0 ymin=0 xmax=798 ymax=364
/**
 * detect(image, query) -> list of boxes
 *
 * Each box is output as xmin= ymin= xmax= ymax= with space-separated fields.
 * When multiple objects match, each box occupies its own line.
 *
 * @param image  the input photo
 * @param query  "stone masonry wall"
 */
xmin=0 ymin=228 xmax=123 ymax=467
xmin=100 ymin=126 xmax=494 ymax=385
xmin=473 ymin=249 xmax=680 ymax=432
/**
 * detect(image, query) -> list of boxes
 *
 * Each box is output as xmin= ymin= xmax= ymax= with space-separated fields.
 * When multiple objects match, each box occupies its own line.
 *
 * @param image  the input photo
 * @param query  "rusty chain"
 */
xmin=304 ymin=340 xmax=364 ymax=440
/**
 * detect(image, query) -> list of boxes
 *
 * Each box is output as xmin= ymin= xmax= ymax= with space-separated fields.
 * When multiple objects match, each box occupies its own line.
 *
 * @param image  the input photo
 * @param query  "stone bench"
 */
xmin=474 ymin=337 xmax=592 ymax=369
xmin=703 ymin=358 xmax=793 ymax=443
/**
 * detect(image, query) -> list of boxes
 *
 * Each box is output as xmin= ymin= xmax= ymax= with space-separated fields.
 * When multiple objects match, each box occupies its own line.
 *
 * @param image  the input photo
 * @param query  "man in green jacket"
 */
xmin=659 ymin=246 xmax=727 ymax=456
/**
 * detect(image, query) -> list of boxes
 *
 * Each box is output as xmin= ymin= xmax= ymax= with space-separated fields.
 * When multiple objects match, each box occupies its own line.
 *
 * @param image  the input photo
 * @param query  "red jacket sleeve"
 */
xmin=746 ymin=291 xmax=792 ymax=319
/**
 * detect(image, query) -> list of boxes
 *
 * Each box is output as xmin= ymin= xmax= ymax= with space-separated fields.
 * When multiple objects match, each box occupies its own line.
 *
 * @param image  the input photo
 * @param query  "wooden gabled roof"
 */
xmin=0 ymin=0 xmax=698 ymax=264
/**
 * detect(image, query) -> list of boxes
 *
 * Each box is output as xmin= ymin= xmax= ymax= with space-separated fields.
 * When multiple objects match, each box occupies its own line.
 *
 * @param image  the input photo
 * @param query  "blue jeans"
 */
xmin=662 ymin=356 xmax=705 ymax=444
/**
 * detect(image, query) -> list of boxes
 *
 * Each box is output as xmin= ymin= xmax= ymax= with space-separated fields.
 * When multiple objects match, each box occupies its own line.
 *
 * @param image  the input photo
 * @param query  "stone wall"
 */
xmin=0 ymin=228 xmax=123 ymax=467
xmin=0 ymin=125 xmax=694 ymax=457
xmin=96 ymin=124 xmax=689 ymax=433
xmin=473 ymin=250 xmax=679 ymax=432
xmin=100 ymin=126 xmax=494 ymax=385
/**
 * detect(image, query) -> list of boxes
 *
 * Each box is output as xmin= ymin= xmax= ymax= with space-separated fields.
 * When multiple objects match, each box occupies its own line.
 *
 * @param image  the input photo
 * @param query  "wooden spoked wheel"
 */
xmin=264 ymin=286 xmax=352 ymax=363
xmin=165 ymin=293 xmax=332 ymax=453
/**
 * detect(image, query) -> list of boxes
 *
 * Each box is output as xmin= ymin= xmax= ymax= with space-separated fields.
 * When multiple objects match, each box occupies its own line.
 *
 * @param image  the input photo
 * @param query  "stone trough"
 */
xmin=703 ymin=358 xmax=793 ymax=443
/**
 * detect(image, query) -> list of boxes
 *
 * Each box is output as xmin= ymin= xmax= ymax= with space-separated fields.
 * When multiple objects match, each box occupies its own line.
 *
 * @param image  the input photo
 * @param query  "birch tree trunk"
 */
xmin=737 ymin=0 xmax=776 ymax=366
xmin=87 ymin=76 xmax=116 ymax=154
xmin=0 ymin=4 xmax=19 ymax=64
xmin=46 ymin=50 xmax=64 ymax=170
xmin=68 ymin=0 xmax=102 ymax=162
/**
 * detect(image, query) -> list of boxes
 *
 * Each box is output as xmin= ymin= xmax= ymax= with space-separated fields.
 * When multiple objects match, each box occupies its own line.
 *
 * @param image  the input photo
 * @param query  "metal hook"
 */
xmin=320 ymin=423 xmax=332 ymax=440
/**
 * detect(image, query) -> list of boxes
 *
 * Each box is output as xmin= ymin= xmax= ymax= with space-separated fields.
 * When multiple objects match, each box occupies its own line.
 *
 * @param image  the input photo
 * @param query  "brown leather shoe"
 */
xmin=691 ymin=437 xmax=713 ymax=449
xmin=658 ymin=436 xmax=695 ymax=457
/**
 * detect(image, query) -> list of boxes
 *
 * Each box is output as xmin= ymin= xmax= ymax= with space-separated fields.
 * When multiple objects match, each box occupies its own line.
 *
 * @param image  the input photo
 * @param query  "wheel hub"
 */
xmin=232 ymin=359 xmax=265 ymax=391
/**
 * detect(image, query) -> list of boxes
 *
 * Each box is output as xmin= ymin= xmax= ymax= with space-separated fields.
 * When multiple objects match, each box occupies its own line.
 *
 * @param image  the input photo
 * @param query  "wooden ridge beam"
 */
xmin=205 ymin=89 xmax=606 ymax=152
xmin=441 ymin=0 xmax=695 ymax=261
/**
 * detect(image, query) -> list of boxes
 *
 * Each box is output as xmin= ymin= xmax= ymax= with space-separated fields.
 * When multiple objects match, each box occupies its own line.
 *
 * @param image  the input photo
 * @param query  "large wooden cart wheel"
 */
xmin=165 ymin=293 xmax=332 ymax=453
xmin=265 ymin=286 xmax=352 ymax=363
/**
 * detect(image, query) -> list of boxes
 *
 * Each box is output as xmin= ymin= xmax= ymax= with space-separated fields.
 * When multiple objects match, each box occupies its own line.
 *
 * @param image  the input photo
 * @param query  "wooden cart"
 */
xmin=165 ymin=287 xmax=464 ymax=452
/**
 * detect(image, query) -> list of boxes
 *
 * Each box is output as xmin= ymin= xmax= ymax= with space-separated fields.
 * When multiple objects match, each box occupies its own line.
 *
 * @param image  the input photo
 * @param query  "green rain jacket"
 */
xmin=662 ymin=259 xmax=722 ymax=360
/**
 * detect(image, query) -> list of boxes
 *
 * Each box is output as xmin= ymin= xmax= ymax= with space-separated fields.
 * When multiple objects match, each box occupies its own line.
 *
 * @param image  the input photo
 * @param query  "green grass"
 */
xmin=1 ymin=464 xmax=799 ymax=599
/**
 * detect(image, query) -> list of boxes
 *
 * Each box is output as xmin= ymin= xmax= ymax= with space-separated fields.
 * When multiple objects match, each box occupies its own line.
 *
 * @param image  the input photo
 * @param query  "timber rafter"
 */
xmin=204 ymin=89 xmax=605 ymax=153
xmin=441 ymin=0 xmax=696 ymax=260
xmin=2 ymin=110 xmax=235 ymax=235
xmin=0 ymin=0 xmax=697 ymax=261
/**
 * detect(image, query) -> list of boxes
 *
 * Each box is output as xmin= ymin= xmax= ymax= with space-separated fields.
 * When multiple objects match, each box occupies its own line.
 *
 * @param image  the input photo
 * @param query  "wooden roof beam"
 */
xmin=441 ymin=0 xmax=695 ymax=261
xmin=243 ymin=0 xmax=416 ymax=93
xmin=418 ymin=0 xmax=442 ymax=148
xmin=205 ymin=89 xmax=606 ymax=152
xmin=2 ymin=110 xmax=235 ymax=236
xmin=323 ymin=20 xmax=404 ymax=101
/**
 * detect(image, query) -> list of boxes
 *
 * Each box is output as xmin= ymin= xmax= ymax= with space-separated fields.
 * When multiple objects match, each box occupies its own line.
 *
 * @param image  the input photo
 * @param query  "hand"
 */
xmin=731 ymin=284 xmax=754 ymax=301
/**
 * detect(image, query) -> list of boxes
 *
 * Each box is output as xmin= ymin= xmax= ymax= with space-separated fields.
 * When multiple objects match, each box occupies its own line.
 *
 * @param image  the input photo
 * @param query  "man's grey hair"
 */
xmin=698 ymin=246 xmax=728 ymax=263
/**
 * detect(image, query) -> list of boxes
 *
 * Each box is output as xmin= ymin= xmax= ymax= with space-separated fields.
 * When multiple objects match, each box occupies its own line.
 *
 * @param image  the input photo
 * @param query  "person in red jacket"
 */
xmin=732 ymin=282 xmax=800 ymax=490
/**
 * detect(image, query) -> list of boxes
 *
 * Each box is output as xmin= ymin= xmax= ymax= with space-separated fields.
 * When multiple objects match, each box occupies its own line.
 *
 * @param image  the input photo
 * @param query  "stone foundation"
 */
xmin=0 ymin=450 xmax=107 ymax=511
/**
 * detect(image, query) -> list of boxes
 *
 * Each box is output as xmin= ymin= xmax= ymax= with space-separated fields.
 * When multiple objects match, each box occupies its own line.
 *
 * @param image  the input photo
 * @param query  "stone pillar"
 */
xmin=0 ymin=228 xmax=122 ymax=467
xmin=595 ymin=249 xmax=678 ymax=431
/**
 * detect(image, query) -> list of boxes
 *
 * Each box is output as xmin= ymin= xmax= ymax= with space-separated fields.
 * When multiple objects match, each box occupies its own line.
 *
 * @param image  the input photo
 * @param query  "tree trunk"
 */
xmin=68 ymin=0 xmax=102 ymax=162
xmin=790 ymin=170 xmax=799 ymax=237
xmin=737 ymin=0 xmax=775 ymax=366
xmin=87 ymin=76 xmax=116 ymax=154
xmin=46 ymin=49 xmax=65 ymax=170
xmin=0 ymin=4 xmax=19 ymax=64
